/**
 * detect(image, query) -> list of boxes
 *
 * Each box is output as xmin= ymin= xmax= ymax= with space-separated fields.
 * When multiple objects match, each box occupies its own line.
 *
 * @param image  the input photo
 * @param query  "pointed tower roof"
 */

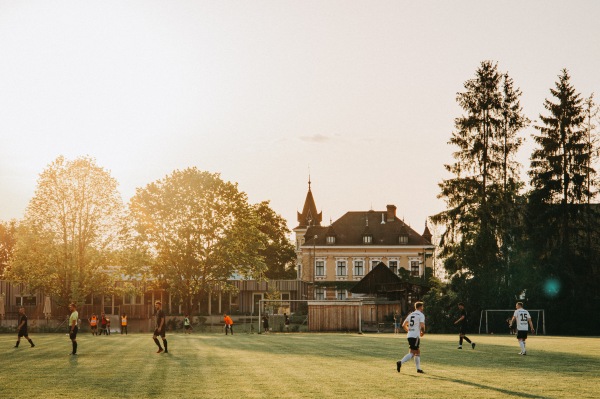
xmin=422 ymin=221 xmax=432 ymax=244
xmin=296 ymin=178 xmax=322 ymax=228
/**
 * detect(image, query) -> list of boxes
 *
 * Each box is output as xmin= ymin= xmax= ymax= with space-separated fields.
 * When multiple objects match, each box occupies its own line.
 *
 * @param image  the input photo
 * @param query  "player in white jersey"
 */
xmin=509 ymin=302 xmax=535 ymax=355
xmin=396 ymin=302 xmax=425 ymax=374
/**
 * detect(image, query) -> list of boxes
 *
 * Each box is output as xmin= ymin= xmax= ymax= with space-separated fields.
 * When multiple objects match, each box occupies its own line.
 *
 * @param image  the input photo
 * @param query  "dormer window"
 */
xmin=363 ymin=235 xmax=373 ymax=244
xmin=326 ymin=235 xmax=336 ymax=244
xmin=399 ymin=234 xmax=408 ymax=245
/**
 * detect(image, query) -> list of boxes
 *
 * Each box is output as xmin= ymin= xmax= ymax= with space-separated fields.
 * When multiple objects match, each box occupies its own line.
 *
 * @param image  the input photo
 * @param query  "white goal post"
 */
xmin=479 ymin=309 xmax=546 ymax=335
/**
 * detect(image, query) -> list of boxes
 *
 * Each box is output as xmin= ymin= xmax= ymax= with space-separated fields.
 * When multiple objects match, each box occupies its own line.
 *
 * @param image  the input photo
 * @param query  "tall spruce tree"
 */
xmin=528 ymin=70 xmax=599 ymax=333
xmin=434 ymin=61 xmax=527 ymax=310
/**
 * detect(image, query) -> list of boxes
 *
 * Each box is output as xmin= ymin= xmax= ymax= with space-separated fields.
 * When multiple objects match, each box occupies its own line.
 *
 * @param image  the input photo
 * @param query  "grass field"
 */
xmin=1 ymin=332 xmax=598 ymax=399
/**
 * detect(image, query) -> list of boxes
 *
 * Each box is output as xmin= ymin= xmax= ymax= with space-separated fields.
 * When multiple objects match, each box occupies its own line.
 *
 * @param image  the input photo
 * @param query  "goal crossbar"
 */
xmin=479 ymin=309 xmax=545 ymax=335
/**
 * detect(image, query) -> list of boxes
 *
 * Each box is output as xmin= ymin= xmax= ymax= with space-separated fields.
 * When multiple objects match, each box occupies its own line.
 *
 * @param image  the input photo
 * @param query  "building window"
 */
xmin=410 ymin=260 xmax=420 ymax=277
xmin=16 ymin=296 xmax=36 ymax=306
xmin=337 ymin=290 xmax=347 ymax=300
xmin=124 ymin=294 xmax=142 ymax=305
xmin=315 ymin=288 xmax=325 ymax=300
xmin=336 ymin=261 xmax=347 ymax=276
xmin=399 ymin=234 xmax=408 ymax=244
xmin=315 ymin=260 xmax=325 ymax=276
xmin=354 ymin=261 xmax=364 ymax=276
xmin=363 ymin=235 xmax=372 ymax=244
xmin=297 ymin=264 xmax=302 ymax=280
xmin=389 ymin=260 xmax=398 ymax=274
xmin=326 ymin=236 xmax=335 ymax=244
xmin=371 ymin=260 xmax=379 ymax=271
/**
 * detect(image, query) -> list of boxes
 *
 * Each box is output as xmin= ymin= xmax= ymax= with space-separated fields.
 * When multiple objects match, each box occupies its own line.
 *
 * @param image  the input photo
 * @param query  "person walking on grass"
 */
xmin=224 ymin=313 xmax=233 ymax=335
xmin=121 ymin=313 xmax=128 ymax=335
xmin=152 ymin=301 xmax=168 ymax=353
xmin=184 ymin=314 xmax=191 ymax=334
xmin=510 ymin=302 xmax=535 ymax=355
xmin=68 ymin=303 xmax=79 ymax=355
xmin=397 ymin=302 xmax=426 ymax=374
xmin=14 ymin=307 xmax=35 ymax=348
xmin=454 ymin=303 xmax=475 ymax=350
xmin=89 ymin=314 xmax=98 ymax=336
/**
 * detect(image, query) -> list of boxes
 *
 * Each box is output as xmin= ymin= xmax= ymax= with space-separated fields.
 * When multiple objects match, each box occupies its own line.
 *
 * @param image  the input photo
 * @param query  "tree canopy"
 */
xmin=5 ymin=156 xmax=124 ymax=306
xmin=128 ymin=168 xmax=284 ymax=313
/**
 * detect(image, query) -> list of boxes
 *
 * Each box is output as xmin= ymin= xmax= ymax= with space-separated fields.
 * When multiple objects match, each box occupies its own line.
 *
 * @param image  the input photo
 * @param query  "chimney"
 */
xmin=386 ymin=205 xmax=396 ymax=222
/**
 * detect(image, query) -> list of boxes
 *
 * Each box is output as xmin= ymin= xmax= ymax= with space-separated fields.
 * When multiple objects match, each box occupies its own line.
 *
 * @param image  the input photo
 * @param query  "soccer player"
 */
xmin=183 ymin=314 xmax=191 ymax=334
xmin=68 ymin=302 xmax=79 ymax=355
xmin=152 ymin=301 xmax=168 ymax=353
xmin=223 ymin=313 xmax=233 ymax=335
xmin=89 ymin=313 xmax=98 ymax=336
xmin=14 ymin=307 xmax=35 ymax=348
xmin=396 ymin=302 xmax=426 ymax=374
xmin=509 ymin=302 xmax=535 ymax=355
xmin=454 ymin=303 xmax=475 ymax=349
xmin=100 ymin=312 xmax=108 ymax=335
xmin=284 ymin=313 xmax=290 ymax=332
xmin=121 ymin=313 xmax=128 ymax=335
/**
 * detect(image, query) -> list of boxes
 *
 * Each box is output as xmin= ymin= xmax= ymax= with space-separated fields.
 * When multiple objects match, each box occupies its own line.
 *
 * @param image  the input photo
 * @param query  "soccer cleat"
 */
xmin=457 ymin=346 xmax=462 ymax=349
xmin=522 ymin=351 xmax=527 ymax=355
xmin=396 ymin=361 xmax=401 ymax=373
xmin=164 ymin=350 xmax=169 ymax=354
xmin=472 ymin=343 xmax=476 ymax=350
xmin=417 ymin=369 xmax=425 ymax=374
xmin=31 ymin=344 xmax=35 ymax=348
xmin=518 ymin=351 xmax=523 ymax=355
xmin=156 ymin=348 xmax=164 ymax=354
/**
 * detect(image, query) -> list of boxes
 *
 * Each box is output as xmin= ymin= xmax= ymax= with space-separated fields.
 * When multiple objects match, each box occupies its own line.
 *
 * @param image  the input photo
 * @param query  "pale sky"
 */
xmin=1 ymin=1 xmax=600 ymax=235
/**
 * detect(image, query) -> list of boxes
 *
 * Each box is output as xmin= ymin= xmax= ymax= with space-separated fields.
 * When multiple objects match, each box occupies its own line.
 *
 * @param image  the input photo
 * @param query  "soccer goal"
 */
xmin=257 ymin=299 xmax=310 ymax=334
xmin=479 ymin=309 xmax=546 ymax=335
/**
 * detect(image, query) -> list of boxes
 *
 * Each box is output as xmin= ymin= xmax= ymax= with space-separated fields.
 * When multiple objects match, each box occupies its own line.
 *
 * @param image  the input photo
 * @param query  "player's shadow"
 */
xmin=424 ymin=374 xmax=550 ymax=399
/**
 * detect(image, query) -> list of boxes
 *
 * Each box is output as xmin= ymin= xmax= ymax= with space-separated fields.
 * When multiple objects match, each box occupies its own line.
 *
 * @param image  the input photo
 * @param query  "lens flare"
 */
xmin=543 ymin=278 xmax=561 ymax=298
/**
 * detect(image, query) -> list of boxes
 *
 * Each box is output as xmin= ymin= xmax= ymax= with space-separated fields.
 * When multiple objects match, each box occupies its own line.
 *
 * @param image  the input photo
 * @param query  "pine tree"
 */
xmin=434 ymin=61 xmax=527 ymax=308
xmin=527 ymin=69 xmax=599 ymax=333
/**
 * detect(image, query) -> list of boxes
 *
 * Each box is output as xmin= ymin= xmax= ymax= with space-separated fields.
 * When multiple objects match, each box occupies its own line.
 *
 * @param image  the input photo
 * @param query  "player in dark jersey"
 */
xmin=15 ymin=307 xmax=35 ymax=348
xmin=454 ymin=303 xmax=475 ymax=349
xmin=152 ymin=301 xmax=168 ymax=353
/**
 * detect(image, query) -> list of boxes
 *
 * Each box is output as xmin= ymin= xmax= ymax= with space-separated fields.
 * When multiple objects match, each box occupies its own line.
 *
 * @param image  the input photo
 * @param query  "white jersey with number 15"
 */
xmin=513 ymin=309 xmax=531 ymax=331
xmin=404 ymin=310 xmax=425 ymax=338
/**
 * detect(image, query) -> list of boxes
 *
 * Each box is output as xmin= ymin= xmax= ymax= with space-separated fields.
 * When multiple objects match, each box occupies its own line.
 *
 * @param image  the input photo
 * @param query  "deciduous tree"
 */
xmin=128 ymin=168 xmax=269 ymax=314
xmin=6 ymin=156 xmax=124 ymax=306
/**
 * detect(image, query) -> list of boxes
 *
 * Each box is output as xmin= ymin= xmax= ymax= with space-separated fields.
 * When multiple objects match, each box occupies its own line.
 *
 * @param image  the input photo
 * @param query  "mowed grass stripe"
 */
xmin=0 ymin=333 xmax=598 ymax=398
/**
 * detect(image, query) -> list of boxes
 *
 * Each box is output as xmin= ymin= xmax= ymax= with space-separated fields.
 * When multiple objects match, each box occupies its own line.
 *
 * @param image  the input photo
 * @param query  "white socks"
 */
xmin=415 ymin=356 xmax=421 ymax=370
xmin=520 ymin=341 xmax=526 ymax=352
xmin=400 ymin=353 xmax=413 ymax=364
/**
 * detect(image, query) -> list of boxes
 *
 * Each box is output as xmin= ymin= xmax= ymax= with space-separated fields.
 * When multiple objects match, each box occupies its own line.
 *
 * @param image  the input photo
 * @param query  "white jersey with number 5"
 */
xmin=513 ymin=308 xmax=531 ymax=331
xmin=404 ymin=310 xmax=425 ymax=338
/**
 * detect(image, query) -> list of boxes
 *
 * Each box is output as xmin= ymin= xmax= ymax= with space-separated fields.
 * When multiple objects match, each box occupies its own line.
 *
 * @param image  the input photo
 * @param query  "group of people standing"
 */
xmin=88 ymin=312 xmax=128 ymax=336
xmin=396 ymin=301 xmax=535 ymax=374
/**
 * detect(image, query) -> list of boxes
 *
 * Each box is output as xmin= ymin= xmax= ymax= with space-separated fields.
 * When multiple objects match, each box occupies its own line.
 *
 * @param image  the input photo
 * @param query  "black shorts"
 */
xmin=184 ymin=325 xmax=191 ymax=330
xmin=407 ymin=337 xmax=420 ymax=350
xmin=459 ymin=325 xmax=467 ymax=335
xmin=69 ymin=326 xmax=79 ymax=340
xmin=18 ymin=329 xmax=29 ymax=338
xmin=154 ymin=329 xmax=166 ymax=338
xmin=517 ymin=330 xmax=528 ymax=340
xmin=91 ymin=325 xmax=97 ymax=330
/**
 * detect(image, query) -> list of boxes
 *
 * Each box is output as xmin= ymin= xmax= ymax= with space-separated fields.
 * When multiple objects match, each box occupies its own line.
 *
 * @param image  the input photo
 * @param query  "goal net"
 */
xmin=479 ymin=309 xmax=546 ymax=335
xmin=257 ymin=299 xmax=310 ymax=333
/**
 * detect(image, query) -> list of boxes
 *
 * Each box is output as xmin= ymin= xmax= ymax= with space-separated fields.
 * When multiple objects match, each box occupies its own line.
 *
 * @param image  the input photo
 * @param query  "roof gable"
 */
xmin=350 ymin=262 xmax=401 ymax=294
